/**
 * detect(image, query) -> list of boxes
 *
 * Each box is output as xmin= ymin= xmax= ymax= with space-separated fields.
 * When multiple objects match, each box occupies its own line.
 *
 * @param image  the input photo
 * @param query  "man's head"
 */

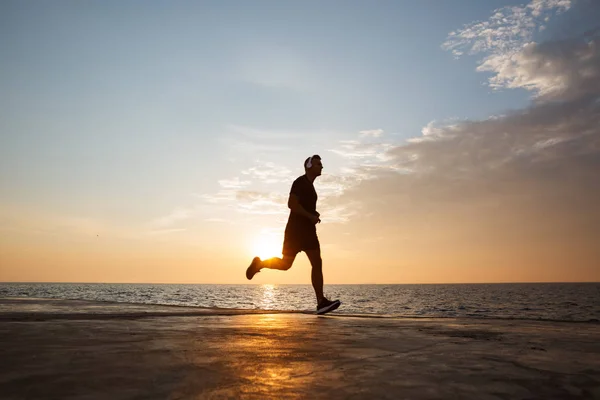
xmin=304 ymin=154 xmax=323 ymax=178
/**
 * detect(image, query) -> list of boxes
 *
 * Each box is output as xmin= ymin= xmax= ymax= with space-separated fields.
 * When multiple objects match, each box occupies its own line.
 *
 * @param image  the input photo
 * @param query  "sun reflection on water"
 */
xmin=259 ymin=284 xmax=276 ymax=310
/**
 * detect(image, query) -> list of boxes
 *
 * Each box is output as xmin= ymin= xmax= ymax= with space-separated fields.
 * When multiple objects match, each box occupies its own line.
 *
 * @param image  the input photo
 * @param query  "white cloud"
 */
xmin=529 ymin=0 xmax=571 ymax=17
xmin=316 ymin=174 xmax=355 ymax=197
xmin=331 ymin=140 xmax=395 ymax=161
xmin=387 ymin=97 xmax=600 ymax=180
xmin=197 ymin=159 xmax=295 ymax=218
xmin=359 ymin=129 xmax=384 ymax=138
xmin=321 ymin=2 xmax=600 ymax=242
xmin=331 ymin=92 xmax=599 ymax=278
xmin=197 ymin=150 xmax=372 ymax=224
xmin=218 ymin=177 xmax=251 ymax=189
xmin=317 ymin=201 xmax=361 ymax=224
xmin=235 ymin=190 xmax=288 ymax=215
xmin=241 ymin=162 xmax=293 ymax=184
xmin=310 ymin=130 xmax=405 ymax=222
xmin=479 ymin=37 xmax=600 ymax=101
xmin=443 ymin=0 xmax=571 ymax=57
xmin=442 ymin=0 xmax=577 ymax=98
xmin=200 ymin=191 xmax=235 ymax=204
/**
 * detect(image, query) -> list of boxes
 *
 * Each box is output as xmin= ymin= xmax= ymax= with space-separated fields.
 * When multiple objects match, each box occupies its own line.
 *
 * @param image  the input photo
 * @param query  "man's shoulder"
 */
xmin=290 ymin=175 xmax=308 ymax=193
xmin=291 ymin=175 xmax=307 ymax=185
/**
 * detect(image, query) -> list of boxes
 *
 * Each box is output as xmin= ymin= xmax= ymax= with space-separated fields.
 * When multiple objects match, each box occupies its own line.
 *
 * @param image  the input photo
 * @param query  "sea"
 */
xmin=1 ymin=282 xmax=598 ymax=323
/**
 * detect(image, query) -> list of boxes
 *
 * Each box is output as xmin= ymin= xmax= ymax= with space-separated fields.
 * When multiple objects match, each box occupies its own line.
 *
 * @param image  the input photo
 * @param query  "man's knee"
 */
xmin=306 ymin=251 xmax=322 ymax=269
xmin=280 ymin=255 xmax=295 ymax=270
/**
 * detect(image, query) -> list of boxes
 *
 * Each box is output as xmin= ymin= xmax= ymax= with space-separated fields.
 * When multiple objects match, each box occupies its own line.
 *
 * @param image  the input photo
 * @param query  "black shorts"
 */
xmin=282 ymin=224 xmax=320 ymax=256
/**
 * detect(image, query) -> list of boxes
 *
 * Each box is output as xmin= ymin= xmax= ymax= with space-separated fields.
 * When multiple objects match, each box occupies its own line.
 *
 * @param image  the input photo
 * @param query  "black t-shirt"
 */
xmin=287 ymin=174 xmax=318 ymax=230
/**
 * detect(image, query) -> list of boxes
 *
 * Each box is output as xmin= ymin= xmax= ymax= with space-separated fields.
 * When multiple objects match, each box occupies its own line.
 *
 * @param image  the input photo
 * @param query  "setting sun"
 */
xmin=252 ymin=234 xmax=282 ymax=260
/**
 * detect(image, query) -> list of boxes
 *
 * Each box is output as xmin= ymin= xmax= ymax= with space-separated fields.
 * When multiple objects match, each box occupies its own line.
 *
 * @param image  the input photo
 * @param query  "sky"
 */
xmin=1 ymin=0 xmax=599 ymax=284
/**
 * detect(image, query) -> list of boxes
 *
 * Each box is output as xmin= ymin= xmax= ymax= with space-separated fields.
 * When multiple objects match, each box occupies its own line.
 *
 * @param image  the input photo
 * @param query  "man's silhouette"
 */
xmin=246 ymin=155 xmax=341 ymax=315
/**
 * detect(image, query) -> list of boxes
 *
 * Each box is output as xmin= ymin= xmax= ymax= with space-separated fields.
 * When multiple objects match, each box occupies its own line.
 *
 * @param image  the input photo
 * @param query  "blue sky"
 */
xmin=1 ymin=1 xmax=530 ymax=215
xmin=2 ymin=0 xmax=599 ymax=283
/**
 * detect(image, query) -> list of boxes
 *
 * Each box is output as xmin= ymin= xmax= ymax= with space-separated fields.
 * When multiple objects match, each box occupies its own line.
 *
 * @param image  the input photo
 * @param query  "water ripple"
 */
xmin=0 ymin=282 xmax=598 ymax=322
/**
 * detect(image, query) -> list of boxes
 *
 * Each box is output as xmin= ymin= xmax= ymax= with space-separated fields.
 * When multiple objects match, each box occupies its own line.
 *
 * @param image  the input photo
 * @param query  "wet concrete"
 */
xmin=0 ymin=298 xmax=599 ymax=399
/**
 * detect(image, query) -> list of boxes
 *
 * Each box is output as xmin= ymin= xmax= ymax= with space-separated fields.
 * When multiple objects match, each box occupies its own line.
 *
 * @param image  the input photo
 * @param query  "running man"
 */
xmin=245 ymin=155 xmax=341 ymax=315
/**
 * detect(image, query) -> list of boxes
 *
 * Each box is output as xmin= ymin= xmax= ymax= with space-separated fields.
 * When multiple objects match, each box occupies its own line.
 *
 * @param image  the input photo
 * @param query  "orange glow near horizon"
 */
xmin=251 ymin=234 xmax=283 ymax=261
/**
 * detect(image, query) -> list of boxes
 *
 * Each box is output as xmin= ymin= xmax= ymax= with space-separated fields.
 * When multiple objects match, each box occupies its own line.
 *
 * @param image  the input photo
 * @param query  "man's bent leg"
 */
xmin=305 ymin=249 xmax=324 ymax=304
xmin=260 ymin=254 xmax=296 ymax=271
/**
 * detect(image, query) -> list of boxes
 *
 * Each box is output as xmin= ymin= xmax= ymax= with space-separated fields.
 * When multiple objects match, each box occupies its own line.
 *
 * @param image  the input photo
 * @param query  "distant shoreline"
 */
xmin=2 ymin=281 xmax=599 ymax=285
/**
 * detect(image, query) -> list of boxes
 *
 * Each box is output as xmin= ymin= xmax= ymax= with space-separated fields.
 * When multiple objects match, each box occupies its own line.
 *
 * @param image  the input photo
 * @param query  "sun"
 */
xmin=252 ymin=234 xmax=282 ymax=260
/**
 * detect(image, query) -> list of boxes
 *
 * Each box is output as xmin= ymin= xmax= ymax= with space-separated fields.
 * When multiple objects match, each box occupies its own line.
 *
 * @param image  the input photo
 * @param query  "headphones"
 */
xmin=305 ymin=156 xmax=314 ymax=168
xmin=305 ymin=154 xmax=321 ymax=169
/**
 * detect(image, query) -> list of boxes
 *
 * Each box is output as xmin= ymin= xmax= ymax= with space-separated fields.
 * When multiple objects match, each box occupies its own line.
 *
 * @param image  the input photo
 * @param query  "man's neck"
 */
xmin=305 ymin=173 xmax=317 ymax=183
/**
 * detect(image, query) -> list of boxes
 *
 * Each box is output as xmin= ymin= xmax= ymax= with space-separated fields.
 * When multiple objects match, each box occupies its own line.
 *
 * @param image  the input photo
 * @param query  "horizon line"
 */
xmin=1 ymin=281 xmax=598 ymax=285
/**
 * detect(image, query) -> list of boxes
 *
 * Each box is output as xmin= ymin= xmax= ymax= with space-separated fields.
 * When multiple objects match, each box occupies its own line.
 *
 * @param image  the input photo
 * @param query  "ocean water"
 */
xmin=1 ymin=282 xmax=598 ymax=323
